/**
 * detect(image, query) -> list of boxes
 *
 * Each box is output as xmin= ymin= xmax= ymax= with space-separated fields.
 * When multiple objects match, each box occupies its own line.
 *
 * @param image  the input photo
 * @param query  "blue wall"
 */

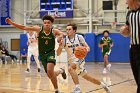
xmin=85 ymin=33 xmax=130 ymax=62
xmin=20 ymin=34 xmax=28 ymax=53
xmin=20 ymin=34 xmax=35 ymax=61
xmin=85 ymin=33 xmax=96 ymax=62
xmin=20 ymin=33 xmax=130 ymax=62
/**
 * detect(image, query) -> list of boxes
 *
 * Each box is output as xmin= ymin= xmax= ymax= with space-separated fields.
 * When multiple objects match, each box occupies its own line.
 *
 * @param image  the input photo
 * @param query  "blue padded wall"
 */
xmin=20 ymin=34 xmax=28 ymax=53
xmin=85 ymin=33 xmax=130 ymax=62
xmin=85 ymin=33 xmax=96 ymax=62
xmin=20 ymin=34 xmax=35 ymax=61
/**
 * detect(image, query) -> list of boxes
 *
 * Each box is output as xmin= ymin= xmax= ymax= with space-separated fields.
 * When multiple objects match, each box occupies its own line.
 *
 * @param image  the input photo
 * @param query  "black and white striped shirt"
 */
xmin=126 ymin=8 xmax=140 ymax=45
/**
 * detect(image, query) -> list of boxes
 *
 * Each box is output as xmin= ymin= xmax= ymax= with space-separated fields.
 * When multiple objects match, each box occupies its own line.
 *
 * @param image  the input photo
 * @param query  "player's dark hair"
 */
xmin=103 ymin=30 xmax=110 ymax=35
xmin=67 ymin=23 xmax=77 ymax=32
xmin=42 ymin=15 xmax=54 ymax=23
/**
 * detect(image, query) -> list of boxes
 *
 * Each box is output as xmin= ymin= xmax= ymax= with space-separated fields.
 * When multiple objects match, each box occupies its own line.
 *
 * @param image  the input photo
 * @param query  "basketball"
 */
xmin=74 ymin=46 xmax=88 ymax=59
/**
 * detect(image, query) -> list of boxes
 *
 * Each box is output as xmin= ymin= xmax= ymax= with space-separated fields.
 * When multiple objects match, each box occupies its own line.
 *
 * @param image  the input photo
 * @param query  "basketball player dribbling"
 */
xmin=57 ymin=23 xmax=111 ymax=93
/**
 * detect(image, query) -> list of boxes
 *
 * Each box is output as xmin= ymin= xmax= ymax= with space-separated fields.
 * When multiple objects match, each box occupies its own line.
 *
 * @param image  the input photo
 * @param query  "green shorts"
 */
xmin=102 ymin=49 xmax=111 ymax=57
xmin=40 ymin=50 xmax=56 ymax=73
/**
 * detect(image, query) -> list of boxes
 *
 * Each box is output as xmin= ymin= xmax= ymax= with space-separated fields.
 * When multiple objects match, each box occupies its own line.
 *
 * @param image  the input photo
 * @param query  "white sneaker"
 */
xmin=101 ymin=82 xmax=111 ymax=93
xmin=107 ymin=64 xmax=111 ymax=71
xmin=103 ymin=68 xmax=107 ymax=74
xmin=25 ymin=68 xmax=30 ymax=73
xmin=71 ymin=87 xmax=82 ymax=93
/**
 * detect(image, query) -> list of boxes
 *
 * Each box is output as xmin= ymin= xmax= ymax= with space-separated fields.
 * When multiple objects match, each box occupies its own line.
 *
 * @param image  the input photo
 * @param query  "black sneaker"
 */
xmin=25 ymin=68 xmax=30 ymax=73
xmin=55 ymin=90 xmax=60 ymax=93
xmin=60 ymin=68 xmax=67 ymax=79
xmin=38 ymin=68 xmax=40 ymax=72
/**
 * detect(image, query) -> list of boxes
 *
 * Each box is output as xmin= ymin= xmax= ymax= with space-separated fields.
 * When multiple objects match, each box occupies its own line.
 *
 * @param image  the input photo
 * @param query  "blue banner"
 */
xmin=0 ymin=0 xmax=11 ymax=26
xmin=40 ymin=0 xmax=73 ymax=18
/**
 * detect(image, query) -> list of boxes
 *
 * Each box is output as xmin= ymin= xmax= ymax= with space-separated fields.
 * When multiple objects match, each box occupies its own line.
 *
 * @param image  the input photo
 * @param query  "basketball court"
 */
xmin=0 ymin=0 xmax=137 ymax=93
xmin=0 ymin=62 xmax=136 ymax=93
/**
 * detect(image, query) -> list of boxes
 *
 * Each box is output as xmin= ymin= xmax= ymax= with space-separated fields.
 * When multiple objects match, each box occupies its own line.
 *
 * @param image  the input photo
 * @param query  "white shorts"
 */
xmin=28 ymin=46 xmax=38 ymax=57
xmin=69 ymin=57 xmax=87 ymax=76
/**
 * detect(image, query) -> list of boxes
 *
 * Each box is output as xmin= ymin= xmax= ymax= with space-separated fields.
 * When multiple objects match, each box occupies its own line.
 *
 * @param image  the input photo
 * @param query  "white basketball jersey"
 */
xmin=27 ymin=32 xmax=38 ymax=48
xmin=64 ymin=34 xmax=85 ymax=62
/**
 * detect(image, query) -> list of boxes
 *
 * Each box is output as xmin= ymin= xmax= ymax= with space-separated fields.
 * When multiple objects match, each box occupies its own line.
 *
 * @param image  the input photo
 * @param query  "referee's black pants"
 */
xmin=130 ymin=45 xmax=140 ymax=93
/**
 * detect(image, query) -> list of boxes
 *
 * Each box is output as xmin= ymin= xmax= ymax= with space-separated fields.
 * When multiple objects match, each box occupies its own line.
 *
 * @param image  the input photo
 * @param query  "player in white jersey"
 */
xmin=25 ymin=31 xmax=41 ymax=73
xmin=57 ymin=23 xmax=111 ymax=93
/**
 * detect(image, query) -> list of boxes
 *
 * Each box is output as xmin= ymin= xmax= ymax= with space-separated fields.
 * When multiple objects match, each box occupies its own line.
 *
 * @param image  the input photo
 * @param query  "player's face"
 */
xmin=104 ymin=32 xmax=109 ymax=37
xmin=66 ymin=26 xmax=75 ymax=36
xmin=43 ymin=20 xmax=52 ymax=30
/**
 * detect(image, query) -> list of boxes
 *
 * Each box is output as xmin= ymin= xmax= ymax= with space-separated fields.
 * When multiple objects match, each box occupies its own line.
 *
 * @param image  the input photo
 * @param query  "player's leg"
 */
xmin=77 ymin=61 xmax=111 ymax=93
xmin=68 ymin=62 xmax=82 ymax=93
xmin=47 ymin=63 xmax=59 ymax=92
xmin=33 ymin=49 xmax=41 ymax=72
xmin=82 ymin=73 xmax=111 ymax=93
xmin=105 ymin=50 xmax=112 ymax=71
xmin=46 ymin=52 xmax=66 ymax=93
xmin=104 ymin=54 xmax=109 ymax=67
xmin=103 ymin=50 xmax=111 ymax=74
xmin=82 ymin=73 xmax=101 ymax=85
xmin=25 ymin=50 xmax=32 ymax=73
xmin=130 ymin=46 xmax=140 ymax=93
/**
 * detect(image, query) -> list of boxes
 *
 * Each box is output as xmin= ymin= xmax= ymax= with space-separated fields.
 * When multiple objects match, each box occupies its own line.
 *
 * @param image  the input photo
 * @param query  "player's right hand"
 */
xmin=5 ymin=18 xmax=12 ymax=24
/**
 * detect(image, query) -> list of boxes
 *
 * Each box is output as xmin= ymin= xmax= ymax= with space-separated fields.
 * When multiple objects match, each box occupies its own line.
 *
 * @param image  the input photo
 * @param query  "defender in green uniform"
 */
xmin=99 ymin=30 xmax=113 ymax=74
xmin=5 ymin=15 xmax=66 ymax=93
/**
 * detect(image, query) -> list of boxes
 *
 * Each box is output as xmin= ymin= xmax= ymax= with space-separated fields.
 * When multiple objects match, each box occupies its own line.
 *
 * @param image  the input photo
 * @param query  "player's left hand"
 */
xmin=57 ymin=36 xmax=63 ymax=43
xmin=5 ymin=18 xmax=13 ymax=24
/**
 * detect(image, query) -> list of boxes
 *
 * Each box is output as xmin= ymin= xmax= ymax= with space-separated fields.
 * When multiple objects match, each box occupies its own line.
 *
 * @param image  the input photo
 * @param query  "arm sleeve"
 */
xmin=99 ymin=39 xmax=103 ymax=44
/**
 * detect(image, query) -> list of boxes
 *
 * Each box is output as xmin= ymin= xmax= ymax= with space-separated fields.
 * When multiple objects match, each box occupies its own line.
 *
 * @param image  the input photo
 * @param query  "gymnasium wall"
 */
xmin=85 ymin=33 xmax=130 ymax=62
xmin=20 ymin=33 xmax=130 ymax=63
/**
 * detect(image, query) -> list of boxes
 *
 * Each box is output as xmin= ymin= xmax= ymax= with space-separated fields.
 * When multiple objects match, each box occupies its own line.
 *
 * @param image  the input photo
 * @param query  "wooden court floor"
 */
xmin=0 ymin=62 xmax=136 ymax=93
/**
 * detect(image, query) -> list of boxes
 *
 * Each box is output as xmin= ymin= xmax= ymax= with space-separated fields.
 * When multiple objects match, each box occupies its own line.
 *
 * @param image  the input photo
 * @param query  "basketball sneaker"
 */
xmin=60 ymin=68 xmax=67 ymax=79
xmin=55 ymin=90 xmax=60 ymax=93
xmin=101 ymin=82 xmax=111 ymax=93
xmin=103 ymin=68 xmax=107 ymax=74
xmin=38 ymin=68 xmax=40 ymax=72
xmin=107 ymin=64 xmax=111 ymax=71
xmin=71 ymin=87 xmax=82 ymax=93
xmin=25 ymin=68 xmax=30 ymax=73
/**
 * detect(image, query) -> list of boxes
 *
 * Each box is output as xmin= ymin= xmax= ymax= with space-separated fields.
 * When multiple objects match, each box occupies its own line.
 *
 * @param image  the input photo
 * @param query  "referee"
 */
xmin=120 ymin=0 xmax=140 ymax=93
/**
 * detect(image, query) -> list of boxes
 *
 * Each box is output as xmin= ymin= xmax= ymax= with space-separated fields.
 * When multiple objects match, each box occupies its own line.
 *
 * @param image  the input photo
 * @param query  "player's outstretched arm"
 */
xmin=5 ymin=18 xmax=40 ymax=32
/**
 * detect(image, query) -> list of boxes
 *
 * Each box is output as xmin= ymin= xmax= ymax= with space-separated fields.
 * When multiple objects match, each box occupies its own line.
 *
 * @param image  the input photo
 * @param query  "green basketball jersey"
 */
xmin=99 ymin=37 xmax=113 ymax=52
xmin=38 ymin=26 xmax=55 ymax=55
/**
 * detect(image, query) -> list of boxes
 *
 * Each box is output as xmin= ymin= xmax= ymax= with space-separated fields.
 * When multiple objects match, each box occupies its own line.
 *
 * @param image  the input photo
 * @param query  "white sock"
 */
xmin=55 ymin=89 xmax=59 ymax=91
xmin=101 ymin=82 xmax=106 ymax=88
xmin=59 ymin=68 xmax=64 ymax=74
xmin=75 ymin=84 xmax=80 ymax=88
xmin=103 ymin=68 xmax=107 ymax=70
